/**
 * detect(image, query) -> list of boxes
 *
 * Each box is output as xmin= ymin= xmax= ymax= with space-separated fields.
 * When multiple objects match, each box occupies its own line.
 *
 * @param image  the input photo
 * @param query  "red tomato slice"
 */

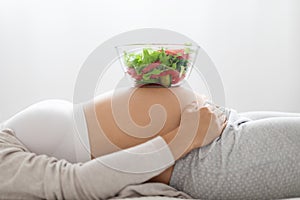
xmin=127 ymin=68 xmax=142 ymax=80
xmin=142 ymin=62 xmax=161 ymax=74
xmin=165 ymin=49 xmax=188 ymax=60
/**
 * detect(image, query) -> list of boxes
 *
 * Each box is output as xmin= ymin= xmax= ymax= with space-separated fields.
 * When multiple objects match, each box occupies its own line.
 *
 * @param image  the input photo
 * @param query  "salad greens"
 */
xmin=124 ymin=48 xmax=191 ymax=87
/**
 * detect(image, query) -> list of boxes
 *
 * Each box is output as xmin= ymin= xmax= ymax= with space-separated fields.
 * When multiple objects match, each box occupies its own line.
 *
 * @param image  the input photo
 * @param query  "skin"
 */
xmin=83 ymin=86 xmax=223 ymax=184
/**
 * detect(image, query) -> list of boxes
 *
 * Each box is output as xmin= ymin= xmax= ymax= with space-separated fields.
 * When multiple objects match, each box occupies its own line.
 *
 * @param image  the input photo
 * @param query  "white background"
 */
xmin=0 ymin=0 xmax=299 ymax=122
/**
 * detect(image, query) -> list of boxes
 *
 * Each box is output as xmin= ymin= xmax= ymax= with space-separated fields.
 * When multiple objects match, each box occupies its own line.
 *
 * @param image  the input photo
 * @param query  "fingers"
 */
xmin=218 ymin=113 xmax=227 ymax=123
xmin=201 ymin=103 xmax=226 ymax=120
xmin=181 ymin=102 xmax=200 ymax=125
xmin=182 ymin=101 xmax=227 ymax=126
xmin=221 ymin=121 xmax=228 ymax=132
xmin=183 ymin=102 xmax=199 ymax=113
xmin=199 ymin=106 xmax=212 ymax=113
xmin=181 ymin=101 xmax=229 ymax=148
xmin=194 ymin=94 xmax=209 ymax=106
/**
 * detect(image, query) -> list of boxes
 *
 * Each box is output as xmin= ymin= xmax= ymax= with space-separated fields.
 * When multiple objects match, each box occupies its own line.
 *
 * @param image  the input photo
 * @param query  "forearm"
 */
xmin=149 ymin=124 xmax=200 ymax=185
xmin=76 ymin=136 xmax=175 ymax=199
xmin=148 ymin=128 xmax=179 ymax=185
xmin=0 ymin=129 xmax=174 ymax=199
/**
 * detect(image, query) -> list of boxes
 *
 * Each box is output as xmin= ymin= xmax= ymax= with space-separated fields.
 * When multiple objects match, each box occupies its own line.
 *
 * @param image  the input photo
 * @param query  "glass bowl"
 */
xmin=116 ymin=44 xmax=199 ymax=87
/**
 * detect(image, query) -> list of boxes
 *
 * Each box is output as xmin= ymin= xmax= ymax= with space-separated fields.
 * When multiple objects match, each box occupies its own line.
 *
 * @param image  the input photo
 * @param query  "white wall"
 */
xmin=0 ymin=0 xmax=299 ymax=122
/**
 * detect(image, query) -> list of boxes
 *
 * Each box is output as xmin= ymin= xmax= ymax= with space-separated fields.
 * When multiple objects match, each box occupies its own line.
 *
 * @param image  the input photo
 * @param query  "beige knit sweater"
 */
xmin=0 ymin=128 xmax=174 ymax=200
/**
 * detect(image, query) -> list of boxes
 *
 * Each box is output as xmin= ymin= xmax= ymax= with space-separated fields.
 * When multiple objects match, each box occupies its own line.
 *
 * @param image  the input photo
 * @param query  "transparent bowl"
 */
xmin=116 ymin=44 xmax=200 ymax=87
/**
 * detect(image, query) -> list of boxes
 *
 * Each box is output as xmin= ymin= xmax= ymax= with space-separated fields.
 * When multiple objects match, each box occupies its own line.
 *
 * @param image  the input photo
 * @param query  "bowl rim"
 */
xmin=115 ymin=43 xmax=201 ymax=49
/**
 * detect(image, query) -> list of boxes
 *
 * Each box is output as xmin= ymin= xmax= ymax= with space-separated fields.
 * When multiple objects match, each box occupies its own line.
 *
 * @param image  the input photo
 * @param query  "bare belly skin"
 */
xmin=84 ymin=87 xmax=204 ymax=158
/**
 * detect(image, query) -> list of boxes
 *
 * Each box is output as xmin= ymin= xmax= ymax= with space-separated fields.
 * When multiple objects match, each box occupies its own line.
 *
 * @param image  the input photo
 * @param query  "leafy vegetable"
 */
xmin=124 ymin=47 xmax=191 ymax=87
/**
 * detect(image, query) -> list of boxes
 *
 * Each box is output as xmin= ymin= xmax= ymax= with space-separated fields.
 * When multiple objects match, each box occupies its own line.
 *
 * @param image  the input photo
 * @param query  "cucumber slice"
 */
xmin=159 ymin=75 xmax=171 ymax=87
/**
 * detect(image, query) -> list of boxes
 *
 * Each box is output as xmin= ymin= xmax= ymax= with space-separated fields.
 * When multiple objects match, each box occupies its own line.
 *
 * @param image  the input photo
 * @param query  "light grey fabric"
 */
xmin=0 ymin=128 xmax=174 ymax=200
xmin=117 ymin=197 xmax=190 ymax=200
xmin=170 ymin=110 xmax=300 ymax=200
xmin=239 ymin=111 xmax=300 ymax=121
xmin=110 ymin=182 xmax=192 ymax=199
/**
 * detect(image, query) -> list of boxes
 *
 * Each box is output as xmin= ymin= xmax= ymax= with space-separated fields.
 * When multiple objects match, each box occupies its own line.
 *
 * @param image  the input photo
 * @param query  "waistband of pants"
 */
xmin=222 ymin=109 xmax=252 ymax=134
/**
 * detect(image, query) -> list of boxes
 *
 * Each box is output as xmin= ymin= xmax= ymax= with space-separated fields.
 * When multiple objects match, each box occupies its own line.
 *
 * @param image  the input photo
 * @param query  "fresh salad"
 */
xmin=123 ymin=47 xmax=192 ymax=87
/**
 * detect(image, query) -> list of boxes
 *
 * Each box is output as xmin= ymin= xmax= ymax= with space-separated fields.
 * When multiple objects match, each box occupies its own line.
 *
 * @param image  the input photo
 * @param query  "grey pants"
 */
xmin=170 ymin=110 xmax=300 ymax=200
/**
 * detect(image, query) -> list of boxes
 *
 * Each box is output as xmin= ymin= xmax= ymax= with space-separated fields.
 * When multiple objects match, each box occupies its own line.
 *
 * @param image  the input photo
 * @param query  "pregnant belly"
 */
xmin=84 ymin=87 xmax=204 ymax=158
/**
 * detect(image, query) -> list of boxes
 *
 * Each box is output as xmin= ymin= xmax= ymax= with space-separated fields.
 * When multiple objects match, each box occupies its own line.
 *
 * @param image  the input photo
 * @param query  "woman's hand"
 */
xmin=162 ymin=102 xmax=227 ymax=160
xmin=189 ymin=102 xmax=227 ymax=149
xmin=154 ymin=102 xmax=227 ymax=184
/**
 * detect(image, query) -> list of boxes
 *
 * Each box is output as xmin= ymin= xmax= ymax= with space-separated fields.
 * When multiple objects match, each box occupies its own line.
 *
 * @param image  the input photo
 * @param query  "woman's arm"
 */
xmin=85 ymin=85 xmax=227 ymax=184
xmin=0 ymin=129 xmax=175 ymax=199
xmin=149 ymin=103 xmax=227 ymax=184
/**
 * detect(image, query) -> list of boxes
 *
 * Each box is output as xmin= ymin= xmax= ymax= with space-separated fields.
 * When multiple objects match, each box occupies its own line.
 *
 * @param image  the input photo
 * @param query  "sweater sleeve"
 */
xmin=0 ymin=129 xmax=174 ymax=200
